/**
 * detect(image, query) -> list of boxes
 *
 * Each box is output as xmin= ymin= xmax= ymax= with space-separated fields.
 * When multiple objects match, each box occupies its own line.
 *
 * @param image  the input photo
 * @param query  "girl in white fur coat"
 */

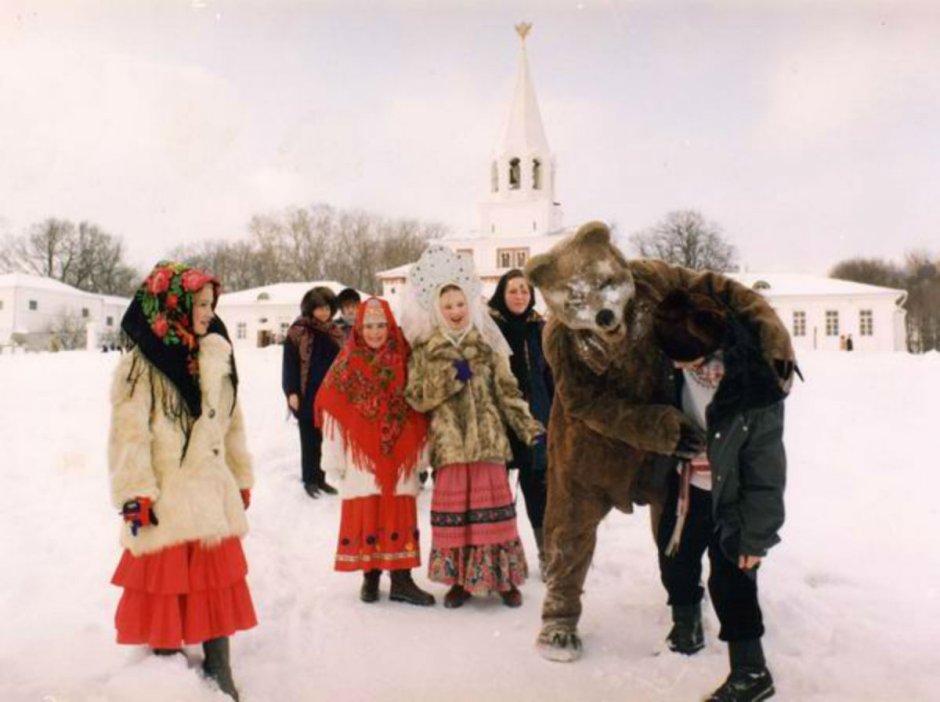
xmin=109 ymin=262 xmax=254 ymax=700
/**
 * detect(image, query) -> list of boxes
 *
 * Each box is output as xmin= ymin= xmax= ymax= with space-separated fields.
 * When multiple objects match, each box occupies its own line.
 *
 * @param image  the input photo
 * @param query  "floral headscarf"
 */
xmin=315 ymin=298 xmax=427 ymax=502
xmin=122 ymin=261 xmax=233 ymax=419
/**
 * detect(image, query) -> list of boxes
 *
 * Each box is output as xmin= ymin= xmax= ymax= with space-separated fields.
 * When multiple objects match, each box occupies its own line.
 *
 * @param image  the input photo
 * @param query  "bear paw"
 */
xmin=536 ymin=623 xmax=583 ymax=663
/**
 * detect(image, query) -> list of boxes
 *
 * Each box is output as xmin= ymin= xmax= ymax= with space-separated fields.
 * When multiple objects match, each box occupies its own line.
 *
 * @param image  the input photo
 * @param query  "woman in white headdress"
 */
xmin=403 ymin=247 xmax=544 ymax=608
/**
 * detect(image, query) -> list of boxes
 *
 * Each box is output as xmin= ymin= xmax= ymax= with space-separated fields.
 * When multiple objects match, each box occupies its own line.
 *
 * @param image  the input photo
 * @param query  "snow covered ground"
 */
xmin=0 ymin=347 xmax=938 ymax=701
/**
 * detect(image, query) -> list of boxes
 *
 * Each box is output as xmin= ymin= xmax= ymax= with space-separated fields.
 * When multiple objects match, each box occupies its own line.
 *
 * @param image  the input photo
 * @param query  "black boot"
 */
xmin=152 ymin=648 xmax=183 ymax=657
xmin=316 ymin=471 xmax=338 ymax=496
xmin=389 ymin=569 xmax=435 ymax=606
xmin=667 ymin=602 xmax=705 ymax=655
xmin=303 ymin=481 xmax=320 ymax=498
xmin=202 ymin=637 xmax=239 ymax=701
xmin=705 ymin=639 xmax=774 ymax=701
xmin=360 ymin=569 xmax=381 ymax=603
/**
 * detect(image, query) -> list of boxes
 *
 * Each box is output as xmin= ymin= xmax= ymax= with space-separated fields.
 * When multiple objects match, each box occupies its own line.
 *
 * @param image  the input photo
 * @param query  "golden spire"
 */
xmin=515 ymin=22 xmax=532 ymax=43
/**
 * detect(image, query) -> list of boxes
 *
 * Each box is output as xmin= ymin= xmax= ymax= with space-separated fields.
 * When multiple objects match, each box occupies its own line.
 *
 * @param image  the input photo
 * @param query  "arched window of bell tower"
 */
xmin=532 ymin=159 xmax=542 ymax=190
xmin=509 ymin=158 xmax=521 ymax=190
xmin=491 ymin=161 xmax=499 ymax=192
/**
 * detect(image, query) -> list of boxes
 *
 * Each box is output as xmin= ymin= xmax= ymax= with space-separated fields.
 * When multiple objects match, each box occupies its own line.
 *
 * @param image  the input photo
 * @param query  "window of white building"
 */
xmin=792 ymin=311 xmax=806 ymax=337
xmin=860 ymin=309 xmax=873 ymax=336
xmin=491 ymin=161 xmax=498 ymax=192
xmin=236 ymin=322 xmax=247 ymax=340
xmin=532 ymin=159 xmax=542 ymax=190
xmin=81 ymin=307 xmax=89 ymax=318
xmin=28 ymin=300 xmax=38 ymax=311
xmin=497 ymin=247 xmax=529 ymax=269
xmin=825 ymin=310 xmax=839 ymax=336
xmin=106 ymin=316 xmax=114 ymax=326
xmin=0 ymin=299 xmax=4 ymax=310
xmin=509 ymin=158 xmax=521 ymax=189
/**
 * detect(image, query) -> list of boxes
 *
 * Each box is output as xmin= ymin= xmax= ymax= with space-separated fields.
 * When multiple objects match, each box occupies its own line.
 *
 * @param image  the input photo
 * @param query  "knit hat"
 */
xmin=653 ymin=290 xmax=728 ymax=362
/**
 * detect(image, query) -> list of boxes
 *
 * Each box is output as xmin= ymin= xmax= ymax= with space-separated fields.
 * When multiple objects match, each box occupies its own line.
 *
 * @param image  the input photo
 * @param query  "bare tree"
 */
xmin=629 ymin=210 xmax=737 ymax=271
xmin=829 ymin=257 xmax=906 ymax=289
xmin=0 ymin=218 xmax=138 ymax=295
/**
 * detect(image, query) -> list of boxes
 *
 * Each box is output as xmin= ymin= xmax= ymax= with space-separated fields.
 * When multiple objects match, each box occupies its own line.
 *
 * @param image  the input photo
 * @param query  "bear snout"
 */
xmin=596 ymin=309 xmax=616 ymax=328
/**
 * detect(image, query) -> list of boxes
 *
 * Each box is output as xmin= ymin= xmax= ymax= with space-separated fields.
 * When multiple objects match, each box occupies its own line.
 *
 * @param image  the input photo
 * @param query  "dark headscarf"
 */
xmin=121 ymin=261 xmax=236 ymax=420
xmin=487 ymin=269 xmax=537 ymax=396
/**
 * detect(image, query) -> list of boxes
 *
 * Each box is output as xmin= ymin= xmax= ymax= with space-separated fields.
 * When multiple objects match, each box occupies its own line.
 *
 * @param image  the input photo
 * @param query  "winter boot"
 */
xmin=705 ymin=639 xmax=774 ymax=701
xmin=389 ymin=569 xmax=436 ymax=606
xmin=202 ymin=637 xmax=239 ymax=701
xmin=303 ymin=482 xmax=320 ymax=498
xmin=443 ymin=584 xmax=472 ymax=609
xmin=360 ymin=569 xmax=381 ymax=603
xmin=533 ymin=527 xmax=547 ymax=582
xmin=499 ymin=584 xmax=523 ymax=608
xmin=666 ymin=602 xmax=705 ymax=655
xmin=316 ymin=470 xmax=338 ymax=496
xmin=152 ymin=648 xmax=184 ymax=657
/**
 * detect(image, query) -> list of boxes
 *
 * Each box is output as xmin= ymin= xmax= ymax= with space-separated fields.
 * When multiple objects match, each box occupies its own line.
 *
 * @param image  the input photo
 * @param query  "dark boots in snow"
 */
xmin=360 ymin=569 xmax=381 ymax=603
xmin=443 ymin=584 xmax=471 ymax=609
xmin=667 ymin=602 xmax=705 ymax=655
xmin=499 ymin=584 xmax=523 ymax=608
xmin=202 ymin=637 xmax=239 ymax=701
xmin=389 ymin=569 xmax=435 ymax=606
xmin=706 ymin=639 xmax=774 ymax=701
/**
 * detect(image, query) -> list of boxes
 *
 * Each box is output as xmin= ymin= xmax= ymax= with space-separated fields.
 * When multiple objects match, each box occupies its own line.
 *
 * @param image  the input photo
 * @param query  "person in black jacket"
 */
xmin=488 ymin=269 xmax=554 ymax=576
xmin=282 ymin=286 xmax=344 ymax=498
xmin=653 ymin=289 xmax=790 ymax=702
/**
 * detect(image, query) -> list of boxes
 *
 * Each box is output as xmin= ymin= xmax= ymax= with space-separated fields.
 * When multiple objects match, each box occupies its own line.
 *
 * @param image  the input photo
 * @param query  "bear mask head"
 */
xmin=525 ymin=221 xmax=635 ymax=343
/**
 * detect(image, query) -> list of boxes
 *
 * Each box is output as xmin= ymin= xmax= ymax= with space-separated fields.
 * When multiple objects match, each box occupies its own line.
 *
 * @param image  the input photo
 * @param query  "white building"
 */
xmin=378 ymin=23 xmax=568 ymax=307
xmin=215 ymin=281 xmax=353 ymax=348
xmin=731 ymin=273 xmax=907 ymax=353
xmin=0 ymin=272 xmax=129 ymax=351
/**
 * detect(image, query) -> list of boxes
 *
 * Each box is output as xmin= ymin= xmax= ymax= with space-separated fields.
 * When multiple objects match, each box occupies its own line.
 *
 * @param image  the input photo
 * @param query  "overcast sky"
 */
xmin=1 ymin=0 xmax=938 ymax=275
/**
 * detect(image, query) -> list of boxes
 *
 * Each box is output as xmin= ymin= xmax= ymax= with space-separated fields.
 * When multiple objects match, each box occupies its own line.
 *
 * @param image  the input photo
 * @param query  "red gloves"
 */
xmin=241 ymin=489 xmax=251 ymax=511
xmin=122 ymin=497 xmax=158 ymax=536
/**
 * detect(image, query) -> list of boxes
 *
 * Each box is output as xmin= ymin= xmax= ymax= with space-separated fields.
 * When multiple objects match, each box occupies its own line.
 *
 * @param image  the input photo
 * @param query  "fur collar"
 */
xmin=197 ymin=332 xmax=235 ymax=415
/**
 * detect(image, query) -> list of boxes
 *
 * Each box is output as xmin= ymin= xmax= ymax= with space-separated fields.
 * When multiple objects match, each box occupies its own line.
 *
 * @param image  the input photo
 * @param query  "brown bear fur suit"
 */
xmin=524 ymin=221 xmax=795 ymax=648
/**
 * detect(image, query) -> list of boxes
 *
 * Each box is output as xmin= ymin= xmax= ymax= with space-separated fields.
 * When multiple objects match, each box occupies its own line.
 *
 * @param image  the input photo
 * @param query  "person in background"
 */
xmin=653 ymin=289 xmax=790 ymax=702
xmin=282 ymin=286 xmax=343 ymax=498
xmin=487 ymin=269 xmax=554 ymax=577
xmin=316 ymin=297 xmax=435 ymax=606
xmin=108 ymin=261 xmax=256 ymax=701
xmin=406 ymin=279 xmax=544 ymax=609
xmin=336 ymin=287 xmax=362 ymax=339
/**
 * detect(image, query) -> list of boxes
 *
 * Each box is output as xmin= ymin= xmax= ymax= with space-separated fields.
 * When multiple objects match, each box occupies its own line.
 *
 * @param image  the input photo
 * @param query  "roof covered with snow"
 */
xmin=217 ymin=281 xmax=357 ymax=307
xmin=0 ymin=272 xmax=131 ymax=305
xmin=730 ymin=272 xmax=906 ymax=298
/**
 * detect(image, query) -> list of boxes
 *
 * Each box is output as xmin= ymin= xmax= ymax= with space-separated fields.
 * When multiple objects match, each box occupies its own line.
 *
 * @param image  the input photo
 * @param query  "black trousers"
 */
xmin=298 ymin=420 xmax=324 ymax=486
xmin=657 ymin=471 xmax=764 ymax=642
xmin=515 ymin=464 xmax=547 ymax=530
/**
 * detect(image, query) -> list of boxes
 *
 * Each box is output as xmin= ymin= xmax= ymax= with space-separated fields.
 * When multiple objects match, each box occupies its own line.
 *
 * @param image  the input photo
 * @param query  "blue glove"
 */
xmin=532 ymin=433 xmax=547 ymax=448
xmin=453 ymin=359 xmax=473 ymax=382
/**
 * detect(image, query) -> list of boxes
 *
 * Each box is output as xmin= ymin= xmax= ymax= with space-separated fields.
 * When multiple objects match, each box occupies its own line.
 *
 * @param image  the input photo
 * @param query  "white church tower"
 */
xmin=378 ymin=23 xmax=567 ymax=305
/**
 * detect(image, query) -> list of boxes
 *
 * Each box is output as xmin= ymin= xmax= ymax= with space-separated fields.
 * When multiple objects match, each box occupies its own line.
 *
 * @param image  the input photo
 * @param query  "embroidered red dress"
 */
xmin=315 ymin=298 xmax=429 ymax=572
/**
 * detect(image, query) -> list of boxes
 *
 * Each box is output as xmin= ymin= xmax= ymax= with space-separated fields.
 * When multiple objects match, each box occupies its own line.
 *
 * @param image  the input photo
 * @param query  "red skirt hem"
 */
xmin=111 ymin=537 xmax=257 ymax=648
xmin=334 ymin=494 xmax=421 ymax=572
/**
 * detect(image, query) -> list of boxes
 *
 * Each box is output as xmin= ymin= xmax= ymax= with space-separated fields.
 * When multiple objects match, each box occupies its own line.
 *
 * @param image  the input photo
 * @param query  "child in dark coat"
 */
xmin=282 ymin=286 xmax=344 ymax=498
xmin=653 ymin=289 xmax=792 ymax=702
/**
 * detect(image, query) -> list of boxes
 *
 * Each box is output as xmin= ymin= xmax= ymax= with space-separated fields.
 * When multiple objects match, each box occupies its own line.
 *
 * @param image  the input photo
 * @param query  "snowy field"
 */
xmin=0 ymin=347 xmax=938 ymax=702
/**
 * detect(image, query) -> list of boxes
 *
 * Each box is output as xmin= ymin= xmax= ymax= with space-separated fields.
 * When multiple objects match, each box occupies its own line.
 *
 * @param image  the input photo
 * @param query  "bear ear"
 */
xmin=525 ymin=252 xmax=555 ymax=288
xmin=572 ymin=221 xmax=611 ymax=247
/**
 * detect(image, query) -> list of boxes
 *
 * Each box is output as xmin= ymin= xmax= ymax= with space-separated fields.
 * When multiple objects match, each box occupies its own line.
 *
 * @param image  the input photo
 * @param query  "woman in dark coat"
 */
xmin=282 ymin=286 xmax=344 ymax=498
xmin=487 ymin=269 xmax=554 ymax=573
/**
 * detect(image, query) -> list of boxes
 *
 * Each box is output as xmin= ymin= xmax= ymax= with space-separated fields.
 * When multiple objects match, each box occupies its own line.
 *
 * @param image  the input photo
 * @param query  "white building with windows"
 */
xmin=730 ymin=273 xmax=907 ymax=353
xmin=215 ymin=281 xmax=352 ymax=348
xmin=378 ymin=23 xmax=568 ymax=307
xmin=0 ymin=272 xmax=129 ymax=350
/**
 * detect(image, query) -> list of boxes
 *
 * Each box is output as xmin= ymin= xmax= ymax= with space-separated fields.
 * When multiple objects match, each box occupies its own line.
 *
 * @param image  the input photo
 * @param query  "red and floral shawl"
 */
xmin=314 ymin=298 xmax=428 ymax=500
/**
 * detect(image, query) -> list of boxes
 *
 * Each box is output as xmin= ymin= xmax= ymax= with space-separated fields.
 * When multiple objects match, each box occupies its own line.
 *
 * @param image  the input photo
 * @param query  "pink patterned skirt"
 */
xmin=428 ymin=461 xmax=527 ymax=594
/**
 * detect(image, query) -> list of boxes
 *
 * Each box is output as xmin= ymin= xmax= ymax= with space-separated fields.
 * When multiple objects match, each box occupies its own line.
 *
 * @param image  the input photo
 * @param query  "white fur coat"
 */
xmin=108 ymin=333 xmax=254 ymax=556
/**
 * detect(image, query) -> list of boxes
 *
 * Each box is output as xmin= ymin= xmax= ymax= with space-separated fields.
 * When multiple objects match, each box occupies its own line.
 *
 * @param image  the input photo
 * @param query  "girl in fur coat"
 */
xmin=315 ymin=297 xmax=435 ymax=606
xmin=109 ymin=262 xmax=255 ymax=701
xmin=405 ymin=269 xmax=544 ymax=609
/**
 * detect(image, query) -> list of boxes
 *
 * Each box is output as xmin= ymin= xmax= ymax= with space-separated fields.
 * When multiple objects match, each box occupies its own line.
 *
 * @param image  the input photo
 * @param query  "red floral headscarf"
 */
xmin=315 ymin=298 xmax=428 ymax=499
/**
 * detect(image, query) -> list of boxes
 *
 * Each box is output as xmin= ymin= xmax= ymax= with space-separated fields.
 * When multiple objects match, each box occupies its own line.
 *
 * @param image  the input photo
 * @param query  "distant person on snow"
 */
xmin=282 ymin=286 xmax=343 ymax=498
xmin=108 ymin=262 xmax=255 ymax=701
xmin=335 ymin=287 xmax=362 ymax=339
xmin=653 ymin=289 xmax=793 ymax=702
xmin=315 ymin=297 xmax=435 ymax=606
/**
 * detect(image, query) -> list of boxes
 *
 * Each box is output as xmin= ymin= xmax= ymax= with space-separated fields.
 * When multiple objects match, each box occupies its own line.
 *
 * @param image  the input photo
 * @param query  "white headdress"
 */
xmin=399 ymin=245 xmax=512 ymax=357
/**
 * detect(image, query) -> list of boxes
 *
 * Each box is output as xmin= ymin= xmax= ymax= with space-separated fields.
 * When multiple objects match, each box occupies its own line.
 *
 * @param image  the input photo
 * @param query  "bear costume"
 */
xmin=524 ymin=221 xmax=795 ymax=661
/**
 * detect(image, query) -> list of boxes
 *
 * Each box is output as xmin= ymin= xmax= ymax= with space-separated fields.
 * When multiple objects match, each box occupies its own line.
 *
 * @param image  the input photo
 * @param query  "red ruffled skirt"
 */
xmin=335 ymin=494 xmax=421 ymax=572
xmin=111 ymin=537 xmax=257 ymax=648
